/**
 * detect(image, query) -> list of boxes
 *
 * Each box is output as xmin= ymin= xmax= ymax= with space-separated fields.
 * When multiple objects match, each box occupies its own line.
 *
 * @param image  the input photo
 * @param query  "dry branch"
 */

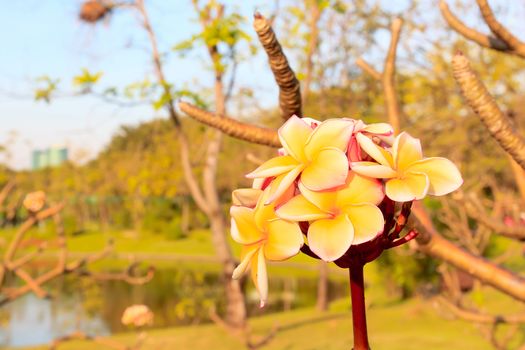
xmin=438 ymin=296 xmax=525 ymax=324
xmin=475 ymin=0 xmax=525 ymax=57
xmin=356 ymin=18 xmax=403 ymax=133
xmin=179 ymin=102 xmax=280 ymax=147
xmin=254 ymin=12 xmax=302 ymax=120
xmin=413 ymin=202 xmax=525 ymax=302
xmin=439 ymin=1 xmax=510 ymax=52
xmin=452 ymin=53 xmax=525 ymax=170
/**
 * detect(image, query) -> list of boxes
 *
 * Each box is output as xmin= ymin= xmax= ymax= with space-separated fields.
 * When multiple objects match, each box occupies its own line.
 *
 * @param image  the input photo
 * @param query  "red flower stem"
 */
xmin=349 ymin=262 xmax=370 ymax=350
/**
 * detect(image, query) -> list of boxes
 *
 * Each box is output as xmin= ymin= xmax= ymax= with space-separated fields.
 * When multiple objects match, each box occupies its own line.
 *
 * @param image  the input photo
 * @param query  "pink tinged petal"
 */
xmin=407 ymin=157 xmax=463 ymax=196
xmin=385 ymin=172 xmax=429 ymax=202
xmin=307 ymin=215 xmax=355 ymax=262
xmin=251 ymin=248 xmax=268 ymax=307
xmin=278 ymin=116 xmax=312 ymax=162
xmin=246 ymin=155 xmax=299 ymax=179
xmin=232 ymin=245 xmax=259 ymax=279
xmin=356 ymin=133 xmax=393 ymax=167
xmin=351 ymin=161 xmax=398 ymax=178
xmin=232 ymin=188 xmax=262 ymax=207
xmin=300 ymin=147 xmax=349 ymax=191
xmin=264 ymin=219 xmax=304 ymax=261
xmin=343 ymin=204 xmax=384 ymax=245
xmin=304 ymin=119 xmax=354 ymax=159
xmin=361 ymin=123 xmax=393 ymax=135
xmin=266 ymin=165 xmax=304 ymax=204
xmin=298 ymin=182 xmax=338 ymax=214
xmin=252 ymin=178 xmax=265 ymax=190
xmin=275 ymin=194 xmax=331 ymax=221
xmin=301 ymin=117 xmax=321 ymax=128
xmin=230 ymin=206 xmax=264 ymax=244
xmin=336 ymin=172 xmax=385 ymax=207
xmin=347 ymin=136 xmax=361 ymax=162
xmin=393 ymin=132 xmax=423 ymax=171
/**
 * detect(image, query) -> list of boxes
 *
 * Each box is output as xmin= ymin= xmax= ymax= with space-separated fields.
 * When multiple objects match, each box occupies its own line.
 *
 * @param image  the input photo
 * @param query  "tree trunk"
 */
xmin=209 ymin=212 xmax=247 ymax=328
xmin=316 ymin=261 xmax=329 ymax=311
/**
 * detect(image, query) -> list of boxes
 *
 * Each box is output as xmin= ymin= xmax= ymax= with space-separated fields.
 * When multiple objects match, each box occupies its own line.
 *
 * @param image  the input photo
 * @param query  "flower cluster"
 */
xmin=230 ymin=116 xmax=462 ymax=306
xmin=121 ymin=304 xmax=154 ymax=327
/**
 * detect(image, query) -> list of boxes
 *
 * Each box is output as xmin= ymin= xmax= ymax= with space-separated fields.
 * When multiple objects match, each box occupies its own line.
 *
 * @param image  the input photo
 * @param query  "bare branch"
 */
xmin=179 ymin=102 xmax=280 ymax=147
xmin=439 ymin=1 xmax=510 ymax=52
xmin=413 ymin=202 xmax=525 ymax=302
xmin=476 ymin=0 xmax=525 ymax=57
xmin=355 ymin=58 xmax=381 ymax=81
xmin=254 ymin=12 xmax=302 ymax=120
xmin=438 ymin=296 xmax=525 ymax=324
xmin=356 ymin=18 xmax=404 ymax=133
xmin=452 ymin=53 xmax=525 ymax=170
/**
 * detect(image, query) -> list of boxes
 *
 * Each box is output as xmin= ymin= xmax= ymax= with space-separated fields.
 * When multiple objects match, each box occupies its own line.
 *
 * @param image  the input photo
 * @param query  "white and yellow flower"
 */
xmin=351 ymin=132 xmax=463 ymax=202
xmin=276 ymin=173 xmax=384 ymax=262
xmin=230 ymin=189 xmax=304 ymax=307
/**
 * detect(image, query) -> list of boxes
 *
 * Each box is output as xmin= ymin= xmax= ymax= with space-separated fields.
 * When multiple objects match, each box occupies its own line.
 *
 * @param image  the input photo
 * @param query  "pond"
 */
xmin=0 ymin=268 xmax=348 ymax=348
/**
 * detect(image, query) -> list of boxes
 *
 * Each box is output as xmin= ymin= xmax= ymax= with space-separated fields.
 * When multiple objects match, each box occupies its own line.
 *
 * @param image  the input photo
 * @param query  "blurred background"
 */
xmin=0 ymin=0 xmax=524 ymax=349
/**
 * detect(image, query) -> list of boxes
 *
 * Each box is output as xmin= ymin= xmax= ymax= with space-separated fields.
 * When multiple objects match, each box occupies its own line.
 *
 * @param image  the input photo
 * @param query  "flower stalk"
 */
xmin=350 ymin=262 xmax=370 ymax=350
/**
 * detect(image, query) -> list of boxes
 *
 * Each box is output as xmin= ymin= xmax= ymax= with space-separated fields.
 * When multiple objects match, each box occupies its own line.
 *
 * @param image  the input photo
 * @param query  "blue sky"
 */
xmin=0 ymin=1 xmax=523 ymax=169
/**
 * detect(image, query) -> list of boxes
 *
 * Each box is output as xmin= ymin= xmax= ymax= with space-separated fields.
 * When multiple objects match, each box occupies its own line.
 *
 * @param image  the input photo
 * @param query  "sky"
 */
xmin=0 ymin=0 xmax=523 ymax=169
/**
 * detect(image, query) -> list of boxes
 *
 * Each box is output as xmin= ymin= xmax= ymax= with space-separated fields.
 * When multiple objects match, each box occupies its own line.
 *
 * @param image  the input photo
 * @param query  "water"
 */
xmin=0 ymin=268 xmax=347 ymax=348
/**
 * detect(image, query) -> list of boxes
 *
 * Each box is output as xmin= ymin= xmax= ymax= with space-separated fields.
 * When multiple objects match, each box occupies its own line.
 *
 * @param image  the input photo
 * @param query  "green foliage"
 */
xmin=34 ymin=76 xmax=60 ymax=103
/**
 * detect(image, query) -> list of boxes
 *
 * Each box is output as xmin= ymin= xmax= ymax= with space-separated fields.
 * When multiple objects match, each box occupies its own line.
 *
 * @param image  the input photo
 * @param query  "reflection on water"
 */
xmin=0 ymin=293 xmax=109 ymax=347
xmin=0 ymin=268 xmax=346 ymax=348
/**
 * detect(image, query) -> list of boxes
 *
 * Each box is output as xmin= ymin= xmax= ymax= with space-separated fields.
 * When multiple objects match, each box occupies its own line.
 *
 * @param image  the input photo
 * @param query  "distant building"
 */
xmin=32 ymin=147 xmax=68 ymax=170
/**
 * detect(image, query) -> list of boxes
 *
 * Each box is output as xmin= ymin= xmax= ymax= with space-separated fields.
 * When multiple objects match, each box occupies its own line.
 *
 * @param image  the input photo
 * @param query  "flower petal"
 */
xmin=298 ymin=182 xmax=337 ymax=214
xmin=276 ymin=194 xmax=331 ymax=221
xmin=336 ymin=172 xmax=385 ymax=207
xmin=343 ymin=204 xmax=384 ymax=245
xmin=407 ymin=157 xmax=463 ymax=196
xmin=232 ymin=244 xmax=259 ymax=279
xmin=232 ymin=188 xmax=262 ymax=207
xmin=361 ymin=123 xmax=393 ymax=135
xmin=393 ymin=132 xmax=423 ymax=171
xmin=304 ymin=118 xmax=354 ymax=159
xmin=385 ymin=172 xmax=429 ymax=202
xmin=230 ymin=206 xmax=264 ymax=244
xmin=356 ymin=133 xmax=393 ymax=167
xmin=307 ymin=215 xmax=354 ymax=262
xmin=251 ymin=248 xmax=268 ymax=307
xmin=278 ymin=116 xmax=312 ymax=162
xmin=266 ymin=165 xmax=304 ymax=204
xmin=264 ymin=219 xmax=304 ymax=261
xmin=246 ymin=155 xmax=299 ymax=179
xmin=351 ymin=161 xmax=398 ymax=178
xmin=301 ymin=147 xmax=349 ymax=191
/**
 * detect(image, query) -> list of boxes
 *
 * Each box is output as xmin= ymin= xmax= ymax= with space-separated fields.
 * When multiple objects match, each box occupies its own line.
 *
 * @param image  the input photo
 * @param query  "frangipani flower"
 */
xmin=230 ymin=189 xmax=303 ymax=306
xmin=121 ymin=304 xmax=154 ymax=327
xmin=276 ymin=173 xmax=384 ymax=262
xmin=347 ymin=120 xmax=394 ymax=162
xmin=351 ymin=132 xmax=463 ymax=202
xmin=247 ymin=116 xmax=354 ymax=203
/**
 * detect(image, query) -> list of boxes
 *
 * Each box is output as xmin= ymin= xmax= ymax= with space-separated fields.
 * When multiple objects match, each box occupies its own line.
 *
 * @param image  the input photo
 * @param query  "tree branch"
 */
xmin=254 ymin=12 xmax=302 ymax=120
xmin=439 ymin=1 xmax=510 ymax=52
xmin=452 ymin=53 xmax=525 ymax=170
xmin=179 ymin=102 xmax=280 ymax=147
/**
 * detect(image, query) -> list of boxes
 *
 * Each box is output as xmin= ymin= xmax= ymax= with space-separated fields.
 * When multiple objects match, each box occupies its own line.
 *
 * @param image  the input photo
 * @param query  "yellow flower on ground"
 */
xmin=276 ymin=173 xmax=384 ymax=262
xmin=246 ymin=116 xmax=354 ymax=204
xmin=351 ymin=132 xmax=463 ymax=202
xmin=230 ymin=189 xmax=303 ymax=307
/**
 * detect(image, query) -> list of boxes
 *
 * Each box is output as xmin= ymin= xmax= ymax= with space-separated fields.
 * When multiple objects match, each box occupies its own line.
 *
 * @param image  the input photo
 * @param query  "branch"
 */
xmin=179 ymin=102 xmax=280 ymax=147
xmin=439 ymin=1 xmax=510 ymax=53
xmin=412 ymin=202 xmax=525 ymax=302
xmin=476 ymin=0 xmax=525 ymax=57
xmin=437 ymin=296 xmax=525 ymax=324
xmin=253 ymin=12 xmax=302 ymax=120
xmin=356 ymin=18 xmax=403 ymax=133
xmin=452 ymin=53 xmax=525 ymax=170
xmin=463 ymin=200 xmax=525 ymax=241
